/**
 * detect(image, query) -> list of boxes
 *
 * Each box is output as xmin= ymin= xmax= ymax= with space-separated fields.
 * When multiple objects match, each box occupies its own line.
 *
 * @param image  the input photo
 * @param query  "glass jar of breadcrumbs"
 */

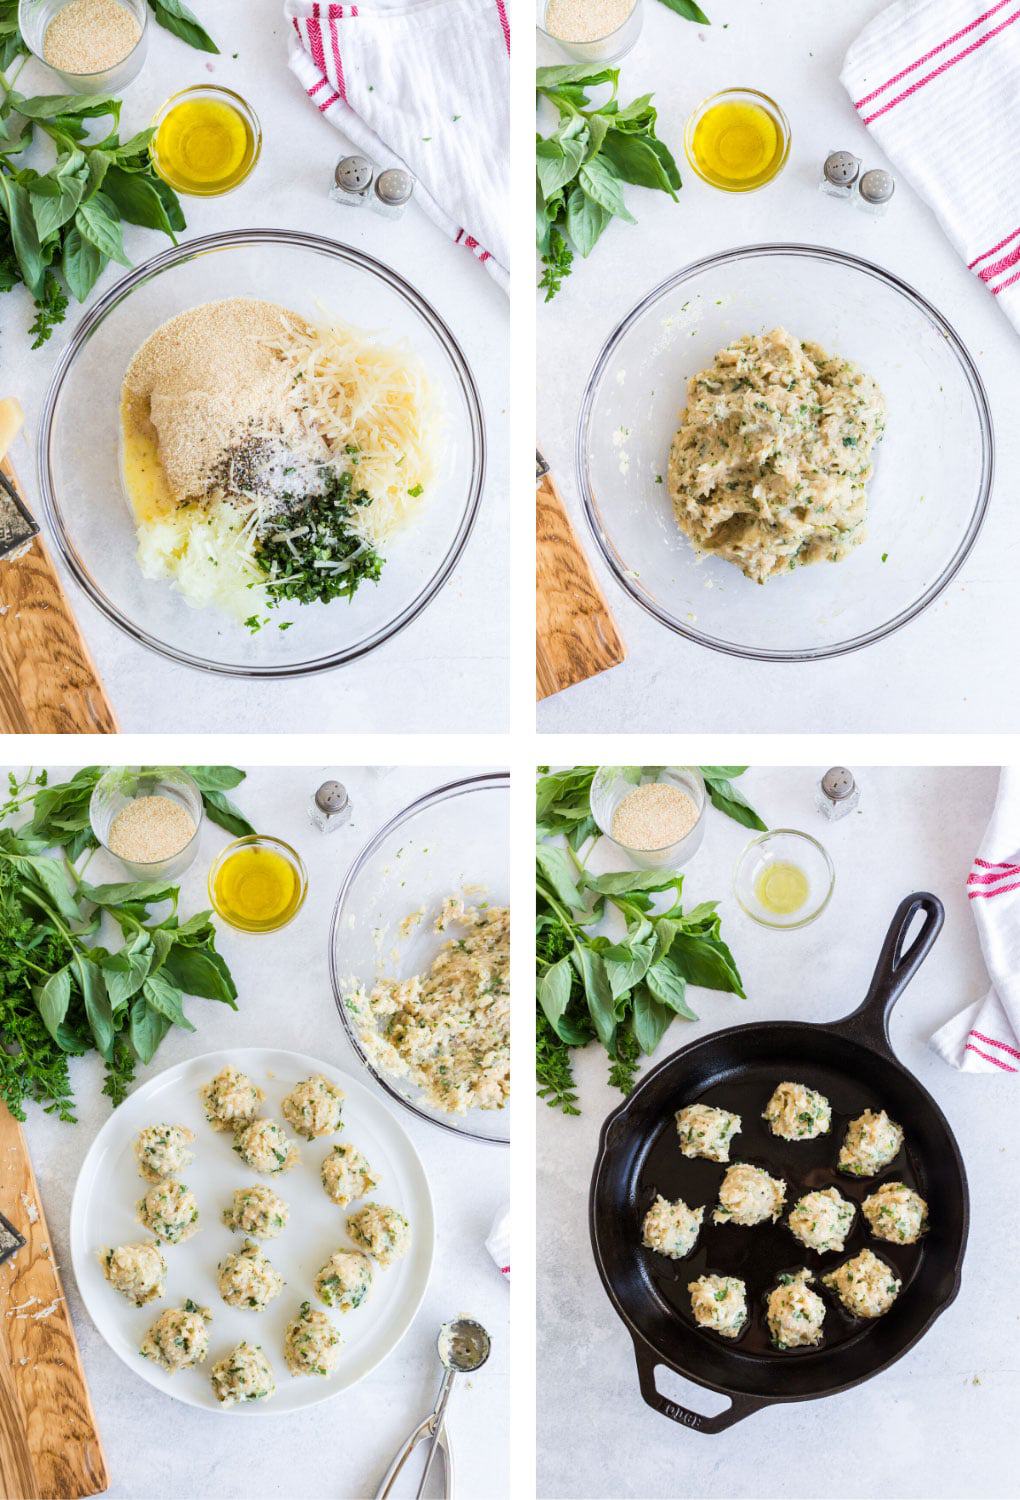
xmin=19 ymin=0 xmax=149 ymax=96
xmin=590 ymin=765 xmax=707 ymax=870
xmin=89 ymin=767 xmax=204 ymax=882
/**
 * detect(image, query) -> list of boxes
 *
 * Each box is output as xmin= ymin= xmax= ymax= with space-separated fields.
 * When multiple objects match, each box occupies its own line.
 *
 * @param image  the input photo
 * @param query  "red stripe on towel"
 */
xmin=860 ymin=6 xmax=1020 ymax=124
xmin=968 ymin=866 xmax=1020 ymax=883
xmin=977 ymin=243 xmax=1020 ymax=283
xmin=969 ymin=224 xmax=1020 ymax=268
xmin=971 ymin=1029 xmax=1020 ymax=1059
xmin=968 ymin=878 xmax=1020 ymax=899
xmin=974 ymin=857 xmax=1020 ymax=870
xmin=308 ymin=76 xmax=327 ymax=95
xmin=495 ymin=0 xmax=510 ymax=53
xmin=854 ymin=0 xmax=1015 ymax=106
xmin=329 ymin=19 xmax=347 ymax=99
xmin=308 ymin=16 xmax=327 ymax=75
xmin=964 ymin=1041 xmax=1018 ymax=1071
xmin=992 ymin=266 xmax=1020 ymax=295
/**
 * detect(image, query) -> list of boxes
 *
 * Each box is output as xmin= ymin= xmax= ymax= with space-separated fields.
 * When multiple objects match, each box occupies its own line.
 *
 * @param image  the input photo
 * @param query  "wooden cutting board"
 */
xmin=0 ymin=442 xmax=118 ymax=735
xmin=0 ymin=1104 xmax=108 ymax=1500
xmin=536 ymin=463 xmax=625 ymax=700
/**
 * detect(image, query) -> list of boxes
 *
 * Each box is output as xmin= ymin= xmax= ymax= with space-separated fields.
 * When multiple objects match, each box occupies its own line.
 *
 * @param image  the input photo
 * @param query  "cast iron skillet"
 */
xmin=589 ymin=893 xmax=968 ymax=1433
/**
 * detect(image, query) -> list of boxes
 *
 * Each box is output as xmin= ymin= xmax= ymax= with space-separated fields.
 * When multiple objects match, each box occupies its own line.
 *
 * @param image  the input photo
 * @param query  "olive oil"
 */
xmin=687 ymin=95 xmax=788 ymax=192
xmin=754 ymin=860 xmax=809 ymax=916
xmin=153 ymin=92 xmax=258 ymax=196
xmin=211 ymin=844 xmax=305 ymax=932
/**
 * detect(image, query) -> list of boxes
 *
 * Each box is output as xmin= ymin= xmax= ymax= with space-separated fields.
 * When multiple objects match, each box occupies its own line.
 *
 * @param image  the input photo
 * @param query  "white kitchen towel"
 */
xmin=285 ymin=0 xmax=509 ymax=290
xmin=841 ymin=0 xmax=1020 ymax=332
xmin=931 ymin=767 xmax=1020 ymax=1073
xmin=485 ymin=1203 xmax=509 ymax=1280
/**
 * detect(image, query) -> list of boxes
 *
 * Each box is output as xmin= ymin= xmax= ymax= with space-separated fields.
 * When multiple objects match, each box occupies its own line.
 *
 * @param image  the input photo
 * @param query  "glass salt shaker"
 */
xmin=370 ymin=166 xmax=414 ymax=220
xmin=310 ymin=780 xmax=353 ymax=833
xmin=816 ymin=767 xmax=860 ymax=821
xmin=330 ymin=154 xmax=375 ymax=209
xmin=857 ymin=168 xmax=895 ymax=216
xmin=819 ymin=149 xmax=860 ymax=200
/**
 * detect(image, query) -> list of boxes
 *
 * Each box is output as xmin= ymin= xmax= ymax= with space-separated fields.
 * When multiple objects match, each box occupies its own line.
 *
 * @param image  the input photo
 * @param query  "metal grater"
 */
xmin=0 ymin=1208 xmax=26 ymax=1265
xmin=0 ymin=467 xmax=39 ymax=561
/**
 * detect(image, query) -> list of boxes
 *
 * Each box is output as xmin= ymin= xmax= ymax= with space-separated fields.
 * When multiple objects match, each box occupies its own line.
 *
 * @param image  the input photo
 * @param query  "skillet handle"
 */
xmin=633 ymin=1340 xmax=767 ymax=1434
xmin=838 ymin=892 xmax=945 ymax=1048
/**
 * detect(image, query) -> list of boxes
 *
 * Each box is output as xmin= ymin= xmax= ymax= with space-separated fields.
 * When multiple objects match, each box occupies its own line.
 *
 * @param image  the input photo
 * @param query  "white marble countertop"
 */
xmin=0 ymin=5 xmax=507 ymax=733
xmin=8 ymin=765 xmax=509 ymax=1500
xmin=536 ymin=0 xmax=1020 ymax=733
xmin=537 ymin=766 xmax=1018 ymax=1500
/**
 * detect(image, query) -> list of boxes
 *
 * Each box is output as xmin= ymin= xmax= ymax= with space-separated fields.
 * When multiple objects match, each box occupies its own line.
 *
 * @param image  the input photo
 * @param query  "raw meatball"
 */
xmin=314 ymin=1249 xmax=374 ymax=1312
xmin=217 ymin=1239 xmax=284 ymax=1311
xmin=862 ymin=1182 xmax=929 ymax=1245
xmin=283 ymin=1301 xmax=342 ymax=1377
xmin=222 ymin=1184 xmax=289 ymax=1239
xmin=99 ymin=1241 xmax=166 ymax=1306
xmin=136 ymin=1180 xmax=200 ymax=1245
xmin=762 ymin=1081 xmax=831 ymax=1141
xmin=133 ymin=1123 xmax=195 ymax=1183
xmin=838 ymin=1108 xmax=904 ymax=1177
xmin=675 ymin=1103 xmax=741 ymax=1163
xmin=232 ymin=1118 xmax=299 ymax=1175
xmin=687 ymin=1275 xmax=748 ymax=1340
xmin=787 ymin=1187 xmax=855 ymax=1254
xmin=210 ymin=1341 xmax=275 ymax=1406
xmin=281 ymin=1074 xmax=345 ymax=1140
xmin=200 ymin=1065 xmax=264 ymax=1132
xmin=641 ymin=1195 xmax=704 ymax=1259
xmin=347 ymin=1203 xmax=411 ymax=1267
xmin=713 ymin=1163 xmax=786 ymax=1226
xmin=139 ymin=1300 xmax=212 ymax=1373
xmin=321 ymin=1143 xmax=378 ymax=1208
xmin=766 ymin=1269 xmax=826 ymax=1349
xmin=823 ymin=1247 xmax=902 ymax=1317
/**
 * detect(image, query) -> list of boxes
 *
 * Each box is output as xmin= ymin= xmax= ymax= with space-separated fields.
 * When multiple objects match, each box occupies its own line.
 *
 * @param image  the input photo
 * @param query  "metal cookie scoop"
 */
xmin=374 ymin=1318 xmax=491 ymax=1500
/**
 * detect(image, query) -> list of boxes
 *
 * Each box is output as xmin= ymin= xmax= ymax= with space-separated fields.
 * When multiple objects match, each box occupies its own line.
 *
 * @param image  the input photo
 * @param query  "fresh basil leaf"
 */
xmin=536 ymin=62 xmax=619 ymax=92
xmin=0 ymin=177 xmax=46 ymax=297
xmin=161 ymin=944 xmax=238 ymax=1007
xmin=645 ymin=959 xmax=698 ymax=1018
xmin=129 ymin=995 xmax=169 ymax=1064
xmin=12 ymin=92 xmax=118 ymax=120
xmin=699 ymin=766 xmax=748 ymax=779
xmin=182 ymin=766 xmax=246 ymax=792
xmin=80 ymin=878 xmax=177 ymax=908
xmin=579 ymin=156 xmax=635 ymax=222
xmin=102 ymin=937 xmax=153 ymax=1009
xmin=141 ymin=970 xmax=195 ymax=1031
xmin=8 ymin=852 xmax=84 ymax=924
xmin=572 ymin=945 xmax=615 ymax=1046
xmin=585 ymin=869 xmax=683 ymax=896
xmin=536 ymin=135 xmax=585 ymax=200
xmin=565 ymin=183 xmax=608 ymax=257
xmin=200 ymin=789 xmax=256 ymax=838
xmin=79 ymin=959 xmax=115 ymax=1062
xmin=62 ymin=225 xmax=105 ymax=301
xmin=668 ymin=933 xmax=745 ymax=997
xmin=603 ymin=939 xmax=654 ymax=999
xmin=632 ymin=983 xmax=674 ymax=1053
xmin=149 ymin=0 xmax=219 ymax=54
xmin=645 ymin=136 xmax=683 ymax=193
xmin=538 ymin=955 xmax=574 ymax=1028
xmin=147 ymin=172 xmax=187 ymax=233
xmin=75 ymin=192 xmax=130 ymax=266
xmin=601 ymin=128 xmax=679 ymax=199
xmin=536 ymin=845 xmax=586 ymax=911
xmin=33 ymin=966 xmax=72 ymax=1044
xmin=656 ymin=0 xmax=710 ymax=22
xmin=101 ymin=164 xmax=177 ymax=238
xmin=29 ymin=150 xmax=88 ymax=240
xmin=702 ymin=775 xmax=767 ymax=831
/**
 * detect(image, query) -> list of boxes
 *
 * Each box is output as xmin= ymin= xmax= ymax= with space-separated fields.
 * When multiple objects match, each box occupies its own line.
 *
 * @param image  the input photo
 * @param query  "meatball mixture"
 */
xmin=713 ymin=1163 xmax=786 ymax=1226
xmin=838 ymin=1109 xmax=904 ymax=1177
xmin=862 ymin=1182 xmax=929 ymax=1246
xmin=281 ymin=1075 xmax=345 ymax=1140
xmin=347 ymin=1203 xmax=411 ymax=1267
xmin=321 ymin=1143 xmax=378 ymax=1208
xmin=139 ymin=1300 xmax=212 ymax=1373
xmin=217 ymin=1239 xmax=284 ymax=1311
xmin=133 ymin=1123 xmax=195 ymax=1183
xmin=222 ymin=1184 xmax=289 ymax=1239
xmin=641 ymin=1195 xmax=704 ymax=1260
xmin=675 ymin=1103 xmax=741 ymax=1163
xmin=99 ymin=1241 xmax=166 ymax=1306
xmin=232 ymin=1117 xmax=299 ymax=1175
xmin=136 ymin=1180 xmax=200 ymax=1245
xmin=787 ymin=1187 xmax=855 ymax=1254
xmin=766 ymin=1269 xmax=826 ymax=1349
xmin=762 ymin=1081 xmax=831 ymax=1141
xmin=687 ymin=1275 xmax=748 ymax=1340
xmin=823 ymin=1247 xmax=902 ymax=1318
xmin=314 ymin=1249 xmax=374 ymax=1312
xmin=283 ymin=1301 xmax=342 ymax=1377
xmin=200 ymin=1065 xmax=264 ymax=1132
xmin=667 ymin=328 xmax=886 ymax=585
xmin=210 ymin=1342 xmax=275 ymax=1406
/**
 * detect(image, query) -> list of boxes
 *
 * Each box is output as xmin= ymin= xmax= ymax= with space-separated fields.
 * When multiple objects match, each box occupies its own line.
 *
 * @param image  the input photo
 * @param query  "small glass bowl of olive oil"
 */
xmin=209 ymin=835 xmax=308 ymax=934
xmin=733 ymin=829 xmax=834 ymax=930
xmin=684 ymin=87 xmax=791 ymax=193
xmin=150 ymin=85 xmax=262 ymax=197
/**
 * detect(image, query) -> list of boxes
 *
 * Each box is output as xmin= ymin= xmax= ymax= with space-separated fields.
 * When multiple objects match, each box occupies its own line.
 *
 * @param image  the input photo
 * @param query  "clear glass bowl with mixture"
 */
xmin=38 ymin=230 xmax=485 ymax=678
xmin=576 ymin=244 xmax=994 ymax=661
xmin=329 ymin=773 xmax=510 ymax=1145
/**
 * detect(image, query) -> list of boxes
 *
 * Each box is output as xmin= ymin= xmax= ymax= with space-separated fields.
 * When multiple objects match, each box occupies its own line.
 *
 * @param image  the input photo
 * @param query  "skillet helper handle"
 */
xmin=633 ymin=1340 xmax=766 ymax=1434
xmin=848 ymin=892 xmax=945 ymax=1047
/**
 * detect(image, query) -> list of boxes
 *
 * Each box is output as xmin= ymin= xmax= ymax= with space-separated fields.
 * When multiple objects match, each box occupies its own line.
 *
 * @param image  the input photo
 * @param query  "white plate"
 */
xmin=70 ymin=1047 xmax=435 ymax=1414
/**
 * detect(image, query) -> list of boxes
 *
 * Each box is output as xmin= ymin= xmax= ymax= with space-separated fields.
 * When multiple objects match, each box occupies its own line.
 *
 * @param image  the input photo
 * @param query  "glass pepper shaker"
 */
xmin=816 ymin=767 xmax=860 ymax=821
xmin=310 ymin=779 xmax=353 ymax=833
xmin=330 ymin=154 xmax=375 ymax=209
xmin=819 ymin=149 xmax=861 ymax=200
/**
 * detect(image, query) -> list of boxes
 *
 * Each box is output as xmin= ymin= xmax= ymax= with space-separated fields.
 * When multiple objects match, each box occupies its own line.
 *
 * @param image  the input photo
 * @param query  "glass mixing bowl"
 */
xmin=329 ymin=773 xmax=510 ymax=1145
xmin=576 ymin=244 xmax=993 ymax=661
xmin=38 ymin=230 xmax=485 ymax=678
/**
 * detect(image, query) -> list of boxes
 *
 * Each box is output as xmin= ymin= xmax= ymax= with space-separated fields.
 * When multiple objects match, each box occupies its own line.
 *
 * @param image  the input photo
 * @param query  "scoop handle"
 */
xmin=633 ymin=1339 xmax=767 ymax=1434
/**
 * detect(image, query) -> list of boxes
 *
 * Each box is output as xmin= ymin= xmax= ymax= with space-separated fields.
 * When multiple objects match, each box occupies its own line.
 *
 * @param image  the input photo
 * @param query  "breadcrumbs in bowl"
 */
xmin=20 ymin=0 xmax=148 ymax=93
xmin=89 ymin=767 xmax=204 ymax=882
